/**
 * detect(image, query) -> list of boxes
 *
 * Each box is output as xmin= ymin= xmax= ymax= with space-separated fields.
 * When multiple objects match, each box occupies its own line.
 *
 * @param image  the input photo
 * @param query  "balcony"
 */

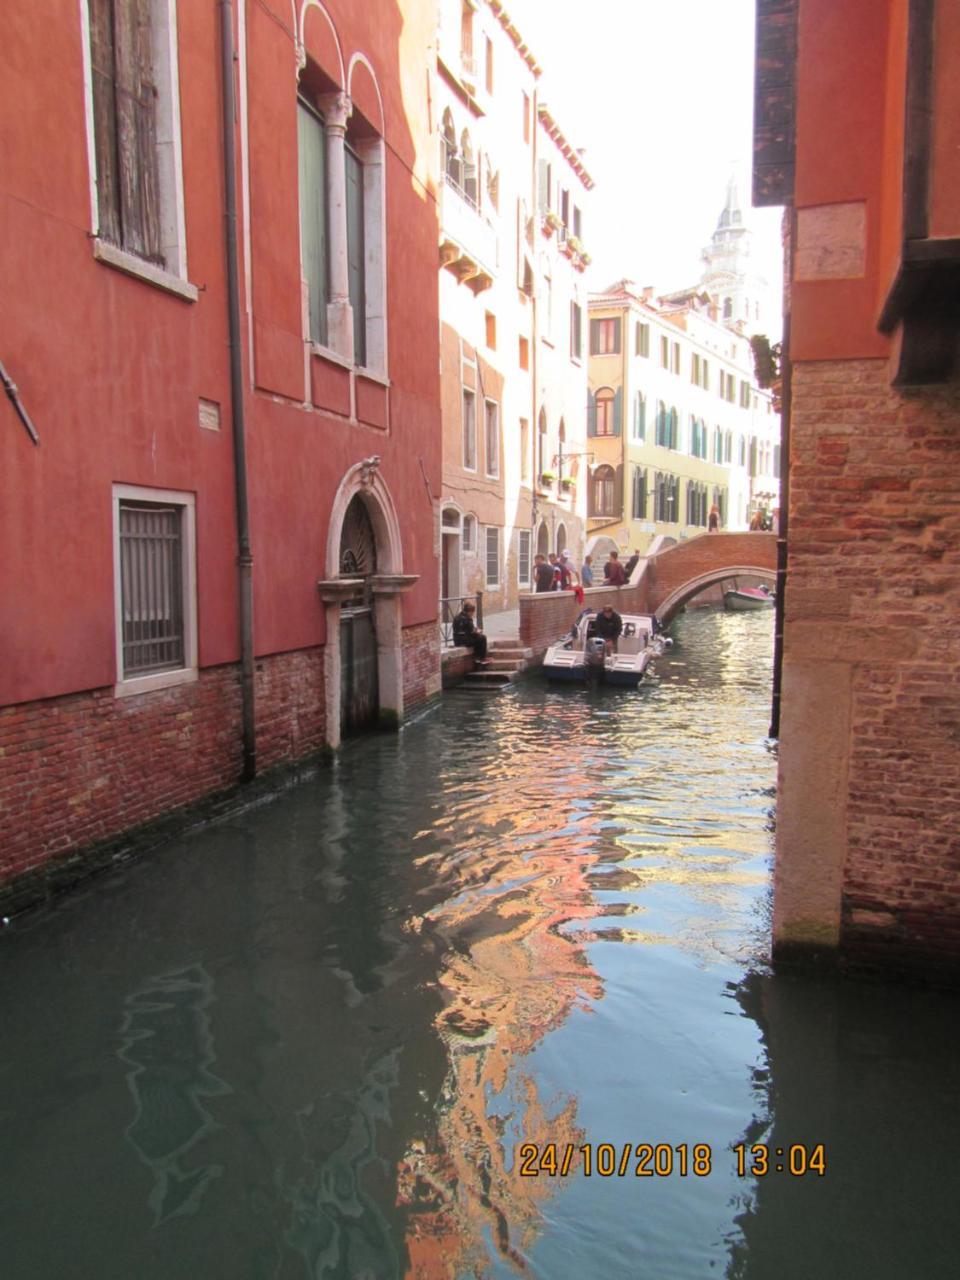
xmin=439 ymin=177 xmax=497 ymax=293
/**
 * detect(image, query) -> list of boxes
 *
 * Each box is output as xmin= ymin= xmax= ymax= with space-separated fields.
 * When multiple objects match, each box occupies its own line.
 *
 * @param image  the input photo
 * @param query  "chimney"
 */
xmin=642 ymin=286 xmax=654 ymax=302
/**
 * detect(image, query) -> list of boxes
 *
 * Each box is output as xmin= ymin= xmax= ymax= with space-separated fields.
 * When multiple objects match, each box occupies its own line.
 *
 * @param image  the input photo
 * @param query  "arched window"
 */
xmin=556 ymin=523 xmax=567 ymax=554
xmin=537 ymin=407 xmax=548 ymax=479
xmin=723 ymin=297 xmax=733 ymax=319
xmin=632 ymin=466 xmax=647 ymax=519
xmin=669 ymin=407 xmax=679 ymax=450
xmin=591 ymin=465 xmax=616 ymax=516
xmin=462 ymin=513 xmax=476 ymax=551
xmin=461 ymin=130 xmax=477 ymax=207
xmin=536 ymin=520 xmax=549 ymax=557
xmin=442 ymin=109 xmax=460 ymax=187
xmin=596 ymin=387 xmax=615 ymax=436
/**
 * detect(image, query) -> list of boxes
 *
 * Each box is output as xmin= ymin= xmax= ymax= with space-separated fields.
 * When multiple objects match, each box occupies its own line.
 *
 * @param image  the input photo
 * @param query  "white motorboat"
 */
xmin=542 ymin=609 xmax=671 ymax=687
xmin=723 ymin=584 xmax=775 ymax=611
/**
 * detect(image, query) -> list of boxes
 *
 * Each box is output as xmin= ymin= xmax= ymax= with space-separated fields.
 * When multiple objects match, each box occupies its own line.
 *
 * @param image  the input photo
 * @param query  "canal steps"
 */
xmin=462 ymin=639 xmax=532 ymax=689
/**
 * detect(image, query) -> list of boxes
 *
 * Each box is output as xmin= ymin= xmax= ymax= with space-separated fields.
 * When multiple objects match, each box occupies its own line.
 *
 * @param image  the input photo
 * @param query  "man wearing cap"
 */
xmin=593 ymin=603 xmax=623 ymax=655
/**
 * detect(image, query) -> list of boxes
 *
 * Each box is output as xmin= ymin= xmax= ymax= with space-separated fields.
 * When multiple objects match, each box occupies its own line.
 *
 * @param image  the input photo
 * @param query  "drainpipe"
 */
xmin=769 ymin=207 xmax=794 ymax=740
xmin=530 ymin=87 xmax=540 ymax=551
xmin=220 ymin=0 xmax=256 ymax=781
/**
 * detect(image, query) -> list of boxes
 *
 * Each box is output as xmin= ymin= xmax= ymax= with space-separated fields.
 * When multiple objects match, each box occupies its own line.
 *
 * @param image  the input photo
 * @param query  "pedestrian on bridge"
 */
xmin=604 ymin=550 xmax=627 ymax=587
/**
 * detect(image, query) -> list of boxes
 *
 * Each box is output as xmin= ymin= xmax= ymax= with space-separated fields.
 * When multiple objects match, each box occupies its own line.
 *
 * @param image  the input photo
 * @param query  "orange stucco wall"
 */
xmin=929 ymin=0 xmax=960 ymax=238
xmin=791 ymin=0 xmax=894 ymax=361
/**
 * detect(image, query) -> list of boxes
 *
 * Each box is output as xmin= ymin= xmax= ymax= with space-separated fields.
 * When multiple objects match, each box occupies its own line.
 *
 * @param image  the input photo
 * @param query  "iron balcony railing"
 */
xmin=439 ymin=592 xmax=483 ymax=647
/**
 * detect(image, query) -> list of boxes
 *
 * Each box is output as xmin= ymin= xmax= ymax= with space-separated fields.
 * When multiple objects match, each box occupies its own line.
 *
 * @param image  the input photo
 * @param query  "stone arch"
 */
xmin=325 ymin=458 xmax=402 ymax=578
xmin=299 ymin=1 xmax=345 ymax=84
xmin=320 ymin=459 xmax=413 ymax=747
xmin=655 ymin=565 xmax=776 ymax=625
xmin=536 ymin=520 xmax=550 ymax=558
xmin=556 ymin=522 xmax=567 ymax=555
xmin=347 ymin=52 xmax=384 ymax=135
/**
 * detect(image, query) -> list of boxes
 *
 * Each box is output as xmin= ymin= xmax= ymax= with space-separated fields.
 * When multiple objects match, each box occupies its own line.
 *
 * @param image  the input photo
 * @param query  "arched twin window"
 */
xmin=591 ymin=465 xmax=617 ymax=516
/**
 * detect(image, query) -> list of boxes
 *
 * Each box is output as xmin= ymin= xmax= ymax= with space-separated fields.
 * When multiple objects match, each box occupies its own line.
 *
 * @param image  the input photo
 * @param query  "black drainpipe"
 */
xmin=769 ymin=208 xmax=794 ymax=740
xmin=219 ymin=0 xmax=256 ymax=781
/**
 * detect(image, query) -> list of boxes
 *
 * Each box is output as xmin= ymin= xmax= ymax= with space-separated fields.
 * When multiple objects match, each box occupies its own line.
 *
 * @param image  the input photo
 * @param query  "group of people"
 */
xmin=532 ymin=547 xmax=641 ymax=593
xmin=451 ymin=546 xmax=639 ymax=666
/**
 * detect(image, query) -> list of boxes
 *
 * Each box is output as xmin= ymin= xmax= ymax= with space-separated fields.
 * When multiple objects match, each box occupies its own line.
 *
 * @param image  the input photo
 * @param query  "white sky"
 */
xmin=506 ymin=0 xmax=784 ymax=334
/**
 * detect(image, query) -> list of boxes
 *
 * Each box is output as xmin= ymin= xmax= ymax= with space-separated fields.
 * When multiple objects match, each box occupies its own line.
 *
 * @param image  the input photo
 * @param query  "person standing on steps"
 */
xmin=604 ymin=550 xmax=627 ymax=587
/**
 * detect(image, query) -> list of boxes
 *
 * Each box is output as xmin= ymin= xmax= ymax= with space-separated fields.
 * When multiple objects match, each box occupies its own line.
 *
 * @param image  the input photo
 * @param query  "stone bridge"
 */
xmin=519 ymin=533 xmax=778 ymax=656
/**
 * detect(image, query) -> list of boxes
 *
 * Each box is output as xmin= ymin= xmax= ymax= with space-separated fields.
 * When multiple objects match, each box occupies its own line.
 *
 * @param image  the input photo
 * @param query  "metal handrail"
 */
xmin=439 ymin=592 xmax=484 ymax=647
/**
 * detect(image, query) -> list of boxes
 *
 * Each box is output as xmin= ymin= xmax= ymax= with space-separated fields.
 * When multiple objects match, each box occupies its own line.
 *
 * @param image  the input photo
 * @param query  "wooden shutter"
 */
xmin=537 ymin=159 xmax=549 ymax=213
xmin=614 ymin=464 xmax=624 ymax=515
xmin=612 ymin=318 xmax=622 ymax=353
xmin=612 ymin=387 xmax=622 ymax=435
xmin=89 ymin=0 xmax=121 ymax=245
xmin=587 ymin=388 xmax=597 ymax=436
xmin=346 ymin=145 xmax=366 ymax=365
xmin=113 ymin=0 xmax=162 ymax=261
xmin=589 ymin=318 xmax=601 ymax=355
xmin=298 ymin=101 xmax=328 ymax=345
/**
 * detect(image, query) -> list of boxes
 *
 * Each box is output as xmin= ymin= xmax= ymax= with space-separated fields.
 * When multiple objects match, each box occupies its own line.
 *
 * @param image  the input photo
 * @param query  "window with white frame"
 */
xmin=298 ymin=83 xmax=386 ymax=371
xmin=517 ymin=529 xmax=531 ymax=587
xmin=462 ymin=513 xmax=476 ymax=551
xmin=484 ymin=400 xmax=500 ymax=478
xmin=87 ymin=0 xmax=192 ymax=294
xmin=636 ymin=322 xmax=650 ymax=357
xmin=113 ymin=484 xmax=197 ymax=694
xmin=485 ymin=526 xmax=500 ymax=586
xmin=462 ymin=388 xmax=476 ymax=469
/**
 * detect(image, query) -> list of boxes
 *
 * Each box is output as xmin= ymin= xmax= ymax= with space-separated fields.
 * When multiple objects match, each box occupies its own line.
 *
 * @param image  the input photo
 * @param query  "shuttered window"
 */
xmin=517 ymin=530 xmax=531 ymax=587
xmin=298 ymin=99 xmax=329 ymax=346
xmin=462 ymin=389 xmax=477 ymax=469
xmin=484 ymin=400 xmax=500 ymax=478
xmin=119 ymin=502 xmax=184 ymax=675
xmin=636 ymin=323 xmax=650 ymax=357
xmin=590 ymin=318 xmax=621 ymax=355
xmin=89 ymin=0 xmax=162 ymax=263
xmin=345 ymin=143 xmax=366 ymax=366
xmin=485 ymin=526 xmax=500 ymax=586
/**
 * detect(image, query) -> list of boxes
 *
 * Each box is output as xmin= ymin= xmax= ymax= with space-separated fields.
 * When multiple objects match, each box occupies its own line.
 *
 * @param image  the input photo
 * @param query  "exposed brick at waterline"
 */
xmin=782 ymin=359 xmax=960 ymax=977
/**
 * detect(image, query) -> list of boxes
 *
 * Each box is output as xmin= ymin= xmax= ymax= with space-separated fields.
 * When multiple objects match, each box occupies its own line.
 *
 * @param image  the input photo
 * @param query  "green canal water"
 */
xmin=2 ymin=608 xmax=959 ymax=1279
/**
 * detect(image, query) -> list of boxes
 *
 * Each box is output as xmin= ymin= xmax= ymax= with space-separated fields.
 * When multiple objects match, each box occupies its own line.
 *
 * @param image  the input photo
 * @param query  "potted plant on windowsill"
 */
xmin=539 ymin=470 xmax=556 ymax=488
xmin=559 ymin=476 xmax=574 ymax=493
xmin=542 ymin=210 xmax=562 ymax=237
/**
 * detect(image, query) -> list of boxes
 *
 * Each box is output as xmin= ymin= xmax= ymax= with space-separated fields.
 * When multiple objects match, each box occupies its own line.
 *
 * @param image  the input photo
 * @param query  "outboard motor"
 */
xmin=585 ymin=636 xmax=605 ymax=684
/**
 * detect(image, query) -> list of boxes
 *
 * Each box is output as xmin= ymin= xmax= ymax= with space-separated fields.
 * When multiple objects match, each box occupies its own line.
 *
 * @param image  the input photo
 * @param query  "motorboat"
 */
xmin=723 ymin=584 xmax=775 ymax=611
xmin=542 ymin=609 xmax=671 ymax=687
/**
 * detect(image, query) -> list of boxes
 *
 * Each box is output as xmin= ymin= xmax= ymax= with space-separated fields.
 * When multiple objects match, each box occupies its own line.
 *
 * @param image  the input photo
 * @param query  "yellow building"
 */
xmin=586 ymin=280 xmax=779 ymax=560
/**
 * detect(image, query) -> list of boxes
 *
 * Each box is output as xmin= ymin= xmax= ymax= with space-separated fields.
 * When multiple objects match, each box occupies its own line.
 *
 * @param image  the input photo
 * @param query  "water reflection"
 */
xmin=2 ymin=609 xmax=959 ymax=1278
xmin=119 ymin=963 xmax=229 ymax=1224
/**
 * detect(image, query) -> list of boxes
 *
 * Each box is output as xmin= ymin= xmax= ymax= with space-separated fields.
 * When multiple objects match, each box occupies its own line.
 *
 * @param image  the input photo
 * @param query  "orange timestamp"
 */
xmin=517 ymin=1142 xmax=827 ymax=1179
xmin=517 ymin=1142 xmax=714 ymax=1178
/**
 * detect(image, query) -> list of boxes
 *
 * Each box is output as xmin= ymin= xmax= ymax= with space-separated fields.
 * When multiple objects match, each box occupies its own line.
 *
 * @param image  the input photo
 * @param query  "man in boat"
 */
xmin=452 ymin=601 xmax=488 ymax=664
xmin=592 ymin=603 xmax=623 ymax=655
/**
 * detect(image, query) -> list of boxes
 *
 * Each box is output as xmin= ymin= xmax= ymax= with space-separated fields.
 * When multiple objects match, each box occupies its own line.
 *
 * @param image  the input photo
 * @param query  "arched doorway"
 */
xmin=319 ymin=459 xmax=417 ymax=749
xmin=556 ymin=522 xmax=567 ymax=555
xmin=338 ymin=496 xmax=379 ymax=735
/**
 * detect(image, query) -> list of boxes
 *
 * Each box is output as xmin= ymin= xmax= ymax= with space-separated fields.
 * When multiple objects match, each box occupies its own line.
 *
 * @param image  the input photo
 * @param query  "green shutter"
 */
xmin=613 ymin=387 xmax=622 ymax=435
xmin=345 ymin=145 xmax=366 ymax=366
xmin=612 ymin=317 xmax=622 ymax=353
xmin=589 ymin=318 xmax=600 ymax=355
xmin=587 ymin=389 xmax=597 ymax=436
xmin=298 ymin=101 xmax=328 ymax=345
xmin=537 ymin=159 xmax=549 ymax=213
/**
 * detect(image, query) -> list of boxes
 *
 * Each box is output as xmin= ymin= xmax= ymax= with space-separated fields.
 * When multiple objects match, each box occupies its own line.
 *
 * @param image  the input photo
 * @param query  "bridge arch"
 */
xmin=655 ymin=565 xmax=775 ymax=624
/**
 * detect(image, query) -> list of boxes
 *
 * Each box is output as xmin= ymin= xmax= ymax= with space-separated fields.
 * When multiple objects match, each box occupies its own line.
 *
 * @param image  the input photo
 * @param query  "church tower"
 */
xmin=700 ymin=174 xmax=769 ymax=335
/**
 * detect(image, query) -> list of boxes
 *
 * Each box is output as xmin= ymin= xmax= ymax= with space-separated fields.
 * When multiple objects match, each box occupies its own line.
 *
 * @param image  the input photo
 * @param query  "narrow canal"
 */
xmin=2 ymin=608 xmax=959 ymax=1279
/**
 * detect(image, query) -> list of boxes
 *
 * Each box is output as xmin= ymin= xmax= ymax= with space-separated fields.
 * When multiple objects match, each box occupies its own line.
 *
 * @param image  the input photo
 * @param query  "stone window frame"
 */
xmin=112 ymin=483 xmax=198 ymax=699
xmin=81 ymin=0 xmax=197 ymax=303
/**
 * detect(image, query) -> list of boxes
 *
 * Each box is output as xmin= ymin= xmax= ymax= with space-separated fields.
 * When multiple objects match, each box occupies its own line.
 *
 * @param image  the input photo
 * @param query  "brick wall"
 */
xmin=777 ymin=357 xmax=960 ymax=981
xmin=441 ymin=646 xmax=475 ymax=687
xmin=403 ymin=621 xmax=442 ymax=713
xmin=519 ymin=585 xmax=651 ymax=657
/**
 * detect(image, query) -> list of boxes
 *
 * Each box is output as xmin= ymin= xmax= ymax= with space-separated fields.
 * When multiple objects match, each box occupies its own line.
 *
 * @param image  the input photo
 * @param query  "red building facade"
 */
xmin=756 ymin=0 xmax=960 ymax=981
xmin=0 ymin=1 xmax=442 ymax=913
